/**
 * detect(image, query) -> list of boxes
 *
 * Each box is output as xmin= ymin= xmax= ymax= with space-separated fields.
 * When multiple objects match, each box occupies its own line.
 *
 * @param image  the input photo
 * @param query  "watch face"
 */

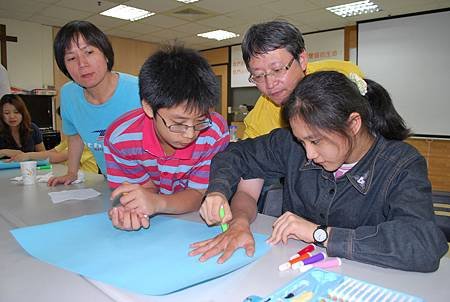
xmin=314 ymin=228 xmax=327 ymax=242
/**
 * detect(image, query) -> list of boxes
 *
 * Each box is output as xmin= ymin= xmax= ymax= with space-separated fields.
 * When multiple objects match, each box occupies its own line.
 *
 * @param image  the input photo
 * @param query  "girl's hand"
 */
xmin=267 ymin=211 xmax=317 ymax=245
xmin=199 ymin=192 xmax=232 ymax=226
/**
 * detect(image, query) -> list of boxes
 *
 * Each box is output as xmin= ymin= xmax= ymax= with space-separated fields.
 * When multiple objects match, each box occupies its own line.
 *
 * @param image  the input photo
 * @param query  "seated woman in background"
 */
xmin=4 ymin=107 xmax=98 ymax=173
xmin=0 ymin=94 xmax=45 ymax=158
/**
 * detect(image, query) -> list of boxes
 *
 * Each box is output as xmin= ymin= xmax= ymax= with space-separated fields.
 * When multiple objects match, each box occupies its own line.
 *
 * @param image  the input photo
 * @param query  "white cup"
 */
xmin=20 ymin=161 xmax=37 ymax=185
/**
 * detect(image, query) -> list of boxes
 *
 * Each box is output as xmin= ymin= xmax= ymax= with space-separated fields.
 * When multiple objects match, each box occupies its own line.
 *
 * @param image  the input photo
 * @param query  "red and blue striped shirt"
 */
xmin=104 ymin=108 xmax=229 ymax=193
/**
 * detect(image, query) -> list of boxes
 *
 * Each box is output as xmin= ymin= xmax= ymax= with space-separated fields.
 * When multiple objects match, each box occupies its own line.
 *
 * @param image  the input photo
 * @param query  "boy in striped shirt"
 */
xmin=104 ymin=46 xmax=229 ymax=231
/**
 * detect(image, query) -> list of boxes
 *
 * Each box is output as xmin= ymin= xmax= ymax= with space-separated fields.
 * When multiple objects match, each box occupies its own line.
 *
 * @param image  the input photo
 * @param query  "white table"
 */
xmin=1 ymin=165 xmax=449 ymax=301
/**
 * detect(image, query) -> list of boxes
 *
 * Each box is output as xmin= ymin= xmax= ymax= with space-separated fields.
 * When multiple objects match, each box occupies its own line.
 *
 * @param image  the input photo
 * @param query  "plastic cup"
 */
xmin=20 ymin=161 xmax=37 ymax=185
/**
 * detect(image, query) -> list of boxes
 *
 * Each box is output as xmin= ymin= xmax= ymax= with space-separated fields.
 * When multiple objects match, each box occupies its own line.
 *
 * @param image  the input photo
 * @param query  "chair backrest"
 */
xmin=261 ymin=185 xmax=283 ymax=217
xmin=433 ymin=191 xmax=450 ymax=242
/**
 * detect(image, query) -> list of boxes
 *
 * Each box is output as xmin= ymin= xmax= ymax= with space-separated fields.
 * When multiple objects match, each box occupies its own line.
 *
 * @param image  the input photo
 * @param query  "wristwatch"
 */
xmin=313 ymin=225 xmax=328 ymax=246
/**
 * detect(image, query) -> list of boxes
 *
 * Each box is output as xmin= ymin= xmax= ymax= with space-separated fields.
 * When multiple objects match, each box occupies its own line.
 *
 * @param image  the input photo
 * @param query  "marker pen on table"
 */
xmin=291 ymin=251 xmax=327 ymax=270
xmin=283 ymin=282 xmax=309 ymax=299
xmin=219 ymin=204 xmax=229 ymax=232
xmin=289 ymin=244 xmax=316 ymax=260
xmin=278 ymin=252 xmax=312 ymax=271
xmin=298 ymin=257 xmax=342 ymax=273
xmin=37 ymin=164 xmax=52 ymax=170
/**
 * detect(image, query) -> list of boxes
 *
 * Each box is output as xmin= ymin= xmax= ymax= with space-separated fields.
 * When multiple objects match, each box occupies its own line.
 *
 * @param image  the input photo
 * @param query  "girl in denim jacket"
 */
xmin=193 ymin=71 xmax=448 ymax=272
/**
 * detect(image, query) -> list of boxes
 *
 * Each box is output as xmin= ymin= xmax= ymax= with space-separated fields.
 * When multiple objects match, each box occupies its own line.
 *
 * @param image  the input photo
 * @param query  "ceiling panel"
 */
xmin=0 ymin=0 xmax=447 ymax=50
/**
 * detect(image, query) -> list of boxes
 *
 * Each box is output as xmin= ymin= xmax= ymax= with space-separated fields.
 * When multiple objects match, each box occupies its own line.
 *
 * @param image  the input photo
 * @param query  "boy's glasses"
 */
xmin=156 ymin=112 xmax=212 ymax=133
xmin=248 ymin=57 xmax=295 ymax=84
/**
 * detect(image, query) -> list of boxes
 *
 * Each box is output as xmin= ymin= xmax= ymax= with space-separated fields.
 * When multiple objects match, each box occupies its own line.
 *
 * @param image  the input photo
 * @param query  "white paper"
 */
xmin=48 ymin=188 xmax=101 ymax=204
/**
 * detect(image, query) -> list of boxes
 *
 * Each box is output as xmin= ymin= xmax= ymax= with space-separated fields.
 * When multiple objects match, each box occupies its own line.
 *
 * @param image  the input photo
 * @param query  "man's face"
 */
xmin=248 ymin=48 xmax=307 ymax=106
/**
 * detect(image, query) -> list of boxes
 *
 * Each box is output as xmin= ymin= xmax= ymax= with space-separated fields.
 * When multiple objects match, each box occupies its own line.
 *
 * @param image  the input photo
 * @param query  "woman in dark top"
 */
xmin=0 ymin=94 xmax=45 ymax=158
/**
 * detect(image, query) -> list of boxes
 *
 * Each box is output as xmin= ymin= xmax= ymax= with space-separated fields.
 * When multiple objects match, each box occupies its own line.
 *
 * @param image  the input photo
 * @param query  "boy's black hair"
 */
xmin=54 ymin=20 xmax=114 ymax=80
xmin=241 ymin=20 xmax=305 ymax=68
xmin=284 ymin=71 xmax=410 ymax=141
xmin=139 ymin=45 xmax=219 ymax=114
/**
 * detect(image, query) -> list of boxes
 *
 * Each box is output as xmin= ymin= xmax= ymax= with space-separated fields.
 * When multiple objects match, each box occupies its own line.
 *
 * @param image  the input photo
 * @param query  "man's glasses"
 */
xmin=156 ymin=112 xmax=211 ymax=133
xmin=248 ymin=57 xmax=295 ymax=84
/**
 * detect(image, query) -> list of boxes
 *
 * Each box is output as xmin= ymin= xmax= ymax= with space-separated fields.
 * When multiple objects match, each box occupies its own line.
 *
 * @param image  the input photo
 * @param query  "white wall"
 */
xmin=0 ymin=18 xmax=54 ymax=90
xmin=303 ymin=29 xmax=344 ymax=62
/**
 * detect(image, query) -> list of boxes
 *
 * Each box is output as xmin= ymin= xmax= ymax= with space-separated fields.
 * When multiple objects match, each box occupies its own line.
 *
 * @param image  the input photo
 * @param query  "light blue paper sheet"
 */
xmin=0 ymin=159 xmax=49 ymax=170
xmin=11 ymin=213 xmax=271 ymax=295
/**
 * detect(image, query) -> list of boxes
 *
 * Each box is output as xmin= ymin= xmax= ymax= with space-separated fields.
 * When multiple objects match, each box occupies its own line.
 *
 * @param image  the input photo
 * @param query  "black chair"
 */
xmin=259 ymin=183 xmax=283 ymax=217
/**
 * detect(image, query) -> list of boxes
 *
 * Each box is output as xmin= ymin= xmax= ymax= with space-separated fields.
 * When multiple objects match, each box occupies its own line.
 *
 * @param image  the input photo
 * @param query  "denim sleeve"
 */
xmin=327 ymin=154 xmax=448 ymax=272
xmin=206 ymin=128 xmax=294 ymax=199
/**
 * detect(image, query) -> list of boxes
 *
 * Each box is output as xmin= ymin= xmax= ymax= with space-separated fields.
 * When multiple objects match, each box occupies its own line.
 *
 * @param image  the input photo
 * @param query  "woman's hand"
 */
xmin=9 ymin=151 xmax=31 ymax=162
xmin=0 ymin=149 xmax=23 ymax=160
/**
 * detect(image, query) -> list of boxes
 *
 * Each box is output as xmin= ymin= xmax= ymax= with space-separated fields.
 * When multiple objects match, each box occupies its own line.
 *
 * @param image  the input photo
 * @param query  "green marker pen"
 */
xmin=37 ymin=164 xmax=52 ymax=170
xmin=219 ymin=204 xmax=229 ymax=232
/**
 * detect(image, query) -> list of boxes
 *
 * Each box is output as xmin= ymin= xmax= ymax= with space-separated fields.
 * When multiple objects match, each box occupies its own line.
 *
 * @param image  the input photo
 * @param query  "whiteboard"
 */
xmin=358 ymin=10 xmax=450 ymax=137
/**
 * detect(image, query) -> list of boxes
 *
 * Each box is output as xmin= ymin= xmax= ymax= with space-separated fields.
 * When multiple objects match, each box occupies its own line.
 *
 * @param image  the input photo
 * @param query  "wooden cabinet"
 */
xmin=406 ymin=138 xmax=450 ymax=192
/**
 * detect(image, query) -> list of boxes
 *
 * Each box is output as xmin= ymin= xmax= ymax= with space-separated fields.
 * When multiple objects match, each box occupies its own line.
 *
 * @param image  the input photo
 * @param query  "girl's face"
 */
xmin=290 ymin=116 xmax=351 ymax=172
xmin=2 ymin=103 xmax=23 ymax=128
xmin=63 ymin=35 xmax=109 ymax=89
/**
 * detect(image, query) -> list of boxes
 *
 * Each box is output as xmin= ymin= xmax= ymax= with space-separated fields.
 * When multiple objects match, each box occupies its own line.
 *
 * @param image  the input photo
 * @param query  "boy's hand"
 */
xmin=199 ymin=192 xmax=232 ymax=225
xmin=189 ymin=218 xmax=255 ymax=263
xmin=111 ymin=183 xmax=160 ymax=216
xmin=109 ymin=206 xmax=150 ymax=230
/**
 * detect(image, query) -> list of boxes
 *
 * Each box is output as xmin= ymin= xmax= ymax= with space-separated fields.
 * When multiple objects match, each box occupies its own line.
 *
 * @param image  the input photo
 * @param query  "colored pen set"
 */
xmin=278 ymin=244 xmax=342 ymax=272
xmin=245 ymin=267 xmax=424 ymax=302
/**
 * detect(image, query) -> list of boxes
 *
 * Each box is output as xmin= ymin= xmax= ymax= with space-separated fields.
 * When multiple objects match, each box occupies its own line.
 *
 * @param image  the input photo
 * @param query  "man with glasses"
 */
xmin=103 ymin=45 xmax=229 ymax=231
xmin=190 ymin=20 xmax=364 ymax=264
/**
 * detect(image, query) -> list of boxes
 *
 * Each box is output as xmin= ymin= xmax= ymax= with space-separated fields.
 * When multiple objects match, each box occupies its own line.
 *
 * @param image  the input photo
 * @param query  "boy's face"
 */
xmin=142 ymin=101 xmax=210 ymax=155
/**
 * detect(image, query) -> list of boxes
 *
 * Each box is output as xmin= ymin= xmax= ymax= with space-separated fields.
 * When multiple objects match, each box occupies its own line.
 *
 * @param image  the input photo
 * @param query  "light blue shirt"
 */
xmin=60 ymin=72 xmax=141 ymax=174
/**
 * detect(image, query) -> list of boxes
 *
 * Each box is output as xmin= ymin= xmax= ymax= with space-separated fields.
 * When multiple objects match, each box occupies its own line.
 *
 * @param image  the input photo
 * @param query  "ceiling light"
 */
xmin=326 ymin=0 xmax=381 ymax=18
xmin=176 ymin=0 xmax=200 ymax=3
xmin=197 ymin=30 xmax=239 ymax=41
xmin=100 ymin=5 xmax=155 ymax=21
